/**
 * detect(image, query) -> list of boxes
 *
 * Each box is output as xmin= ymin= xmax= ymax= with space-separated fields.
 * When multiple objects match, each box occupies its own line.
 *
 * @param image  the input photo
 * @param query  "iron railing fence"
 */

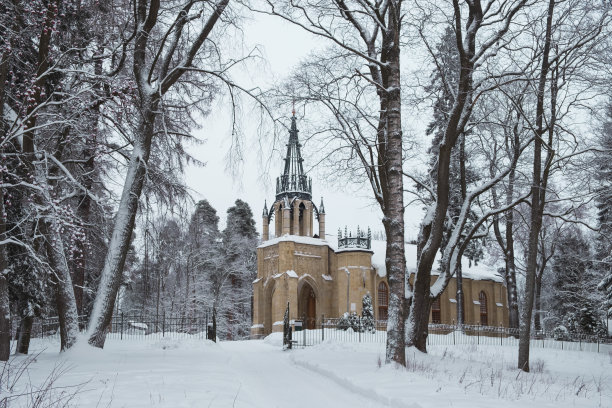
xmin=8 ymin=313 xmax=612 ymax=354
xmin=287 ymin=316 xmax=612 ymax=354
xmin=8 ymin=311 xmax=215 ymax=343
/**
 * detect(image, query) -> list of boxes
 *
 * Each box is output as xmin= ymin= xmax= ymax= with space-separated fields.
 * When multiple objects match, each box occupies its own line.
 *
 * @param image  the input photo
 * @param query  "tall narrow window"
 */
xmin=479 ymin=291 xmax=488 ymax=326
xmin=431 ymin=297 xmax=441 ymax=324
xmin=377 ymin=282 xmax=388 ymax=320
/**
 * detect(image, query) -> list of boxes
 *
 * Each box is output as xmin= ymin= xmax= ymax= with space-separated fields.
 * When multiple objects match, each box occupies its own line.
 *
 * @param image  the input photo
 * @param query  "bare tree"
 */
xmin=87 ymin=0 xmax=232 ymax=348
xmin=517 ymin=0 xmax=609 ymax=372
xmin=257 ymin=0 xmax=408 ymax=365
xmin=407 ymin=0 xmax=527 ymax=351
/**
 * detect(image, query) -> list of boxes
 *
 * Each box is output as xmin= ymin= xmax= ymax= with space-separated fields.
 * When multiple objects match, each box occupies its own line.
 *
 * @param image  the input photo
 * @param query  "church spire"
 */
xmin=275 ymin=112 xmax=312 ymax=201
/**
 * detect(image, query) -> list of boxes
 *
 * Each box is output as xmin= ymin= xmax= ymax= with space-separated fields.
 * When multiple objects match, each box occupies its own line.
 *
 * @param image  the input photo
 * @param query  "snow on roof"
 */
xmin=258 ymin=234 xmax=336 ymax=249
xmin=370 ymin=239 xmax=503 ymax=283
xmin=285 ymin=270 xmax=298 ymax=278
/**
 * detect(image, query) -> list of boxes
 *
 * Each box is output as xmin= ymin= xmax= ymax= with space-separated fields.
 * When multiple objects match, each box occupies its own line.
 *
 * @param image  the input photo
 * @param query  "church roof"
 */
xmin=370 ymin=240 xmax=503 ymax=283
xmin=275 ymin=113 xmax=312 ymax=201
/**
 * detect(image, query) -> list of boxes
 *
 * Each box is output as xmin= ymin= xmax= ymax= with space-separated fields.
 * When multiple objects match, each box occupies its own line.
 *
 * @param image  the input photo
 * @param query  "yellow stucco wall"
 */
xmin=252 ymin=237 xmax=509 ymax=337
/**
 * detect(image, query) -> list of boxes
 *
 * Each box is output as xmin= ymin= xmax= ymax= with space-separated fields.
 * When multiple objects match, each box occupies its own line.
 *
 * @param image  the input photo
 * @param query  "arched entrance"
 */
xmin=298 ymin=282 xmax=317 ymax=329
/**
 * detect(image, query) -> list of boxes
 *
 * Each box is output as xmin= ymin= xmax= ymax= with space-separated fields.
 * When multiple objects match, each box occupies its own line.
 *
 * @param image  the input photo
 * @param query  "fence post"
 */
xmin=162 ymin=311 xmax=166 ymax=337
xmin=453 ymin=327 xmax=455 ymax=345
xmin=359 ymin=316 xmax=361 ymax=343
xmin=322 ymin=314 xmax=324 ymax=342
xmin=121 ymin=312 xmax=124 ymax=340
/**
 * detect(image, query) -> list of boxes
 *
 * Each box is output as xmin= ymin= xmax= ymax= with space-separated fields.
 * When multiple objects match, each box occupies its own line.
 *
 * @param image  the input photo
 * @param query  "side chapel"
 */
xmin=250 ymin=113 xmax=509 ymax=338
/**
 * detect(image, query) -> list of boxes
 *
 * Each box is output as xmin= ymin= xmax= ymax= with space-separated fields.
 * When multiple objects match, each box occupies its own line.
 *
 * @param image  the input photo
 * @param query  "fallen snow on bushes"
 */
xmin=1 ymin=334 xmax=610 ymax=407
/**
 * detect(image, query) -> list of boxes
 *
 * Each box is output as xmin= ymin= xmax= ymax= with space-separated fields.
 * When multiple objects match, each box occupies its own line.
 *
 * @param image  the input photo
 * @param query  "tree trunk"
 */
xmin=0 ymin=16 xmax=12 ymax=363
xmin=42 ymin=218 xmax=80 ymax=350
xmin=0 ymin=273 xmax=9 ymax=360
xmin=16 ymin=316 xmax=33 ymax=354
xmin=88 ymin=106 xmax=156 ymax=348
xmin=534 ymin=271 xmax=543 ymax=332
xmin=456 ymin=262 xmax=464 ymax=326
xmin=0 ymin=150 xmax=10 ymax=361
xmin=518 ymin=0 xmax=555 ymax=373
xmin=380 ymin=4 xmax=406 ymax=366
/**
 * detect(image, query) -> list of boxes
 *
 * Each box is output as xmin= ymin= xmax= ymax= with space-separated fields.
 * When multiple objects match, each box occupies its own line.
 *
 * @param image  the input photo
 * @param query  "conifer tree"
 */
xmin=361 ymin=293 xmax=375 ymax=333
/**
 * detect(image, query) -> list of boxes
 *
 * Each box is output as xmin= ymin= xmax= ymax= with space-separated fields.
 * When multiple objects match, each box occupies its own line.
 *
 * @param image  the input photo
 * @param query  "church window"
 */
xmin=431 ymin=297 xmax=441 ymax=324
xmin=377 ymin=282 xmax=388 ymax=320
xmin=479 ymin=291 xmax=488 ymax=326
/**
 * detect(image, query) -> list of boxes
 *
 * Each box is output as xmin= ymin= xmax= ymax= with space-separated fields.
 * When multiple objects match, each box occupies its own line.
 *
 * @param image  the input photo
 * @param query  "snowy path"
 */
xmin=5 ymin=336 xmax=609 ymax=408
xmin=220 ymin=341 xmax=393 ymax=408
xmin=5 ymin=337 xmax=399 ymax=408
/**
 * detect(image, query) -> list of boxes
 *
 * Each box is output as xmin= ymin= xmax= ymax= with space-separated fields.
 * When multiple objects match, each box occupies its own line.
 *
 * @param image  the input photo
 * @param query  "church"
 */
xmin=250 ymin=114 xmax=509 ymax=338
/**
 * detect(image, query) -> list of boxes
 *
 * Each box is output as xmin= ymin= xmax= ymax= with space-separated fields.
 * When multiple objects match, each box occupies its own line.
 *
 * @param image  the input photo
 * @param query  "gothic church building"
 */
xmin=251 ymin=114 xmax=509 ymax=337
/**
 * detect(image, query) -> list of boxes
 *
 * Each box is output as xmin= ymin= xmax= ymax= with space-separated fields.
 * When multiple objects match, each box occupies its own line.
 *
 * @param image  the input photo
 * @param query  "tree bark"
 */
xmin=379 ymin=1 xmax=406 ymax=366
xmin=16 ymin=316 xmax=33 ymax=354
xmin=408 ymin=0 xmax=483 ymax=352
xmin=518 ymin=0 xmax=555 ymax=373
xmin=88 ymin=106 xmax=156 ymax=348
xmin=0 ymin=10 xmax=12 ymax=363
xmin=18 ymin=0 xmax=80 ymax=351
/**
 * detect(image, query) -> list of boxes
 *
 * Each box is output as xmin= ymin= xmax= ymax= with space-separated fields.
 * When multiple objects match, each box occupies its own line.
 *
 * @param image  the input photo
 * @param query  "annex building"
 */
xmin=251 ymin=114 xmax=509 ymax=337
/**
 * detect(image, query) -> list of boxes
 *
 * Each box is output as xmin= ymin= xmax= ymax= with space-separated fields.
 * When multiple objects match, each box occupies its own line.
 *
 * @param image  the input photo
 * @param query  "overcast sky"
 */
xmin=184 ymin=12 xmax=425 ymax=241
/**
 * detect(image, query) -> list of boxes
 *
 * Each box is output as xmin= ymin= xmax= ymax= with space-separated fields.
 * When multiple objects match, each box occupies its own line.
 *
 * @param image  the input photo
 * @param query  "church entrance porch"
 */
xmin=298 ymin=282 xmax=317 ymax=329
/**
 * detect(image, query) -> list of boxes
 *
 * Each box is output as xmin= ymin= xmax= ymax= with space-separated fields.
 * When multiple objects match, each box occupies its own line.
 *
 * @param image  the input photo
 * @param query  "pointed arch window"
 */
xmin=377 ymin=282 xmax=388 ymax=321
xmin=479 ymin=291 xmax=488 ymax=326
xmin=431 ymin=297 xmax=441 ymax=324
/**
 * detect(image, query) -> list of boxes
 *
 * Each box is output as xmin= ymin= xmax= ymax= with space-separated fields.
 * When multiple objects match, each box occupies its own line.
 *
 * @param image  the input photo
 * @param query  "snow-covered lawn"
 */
xmin=1 ymin=334 xmax=610 ymax=407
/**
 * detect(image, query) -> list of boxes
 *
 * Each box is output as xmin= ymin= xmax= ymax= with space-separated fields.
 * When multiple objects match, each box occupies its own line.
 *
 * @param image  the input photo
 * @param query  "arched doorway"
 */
xmin=263 ymin=280 xmax=275 ymax=335
xmin=298 ymin=282 xmax=317 ymax=329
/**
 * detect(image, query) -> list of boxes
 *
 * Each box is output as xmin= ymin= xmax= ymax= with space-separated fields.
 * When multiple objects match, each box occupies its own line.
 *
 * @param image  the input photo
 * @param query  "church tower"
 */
xmin=262 ymin=112 xmax=325 ymax=241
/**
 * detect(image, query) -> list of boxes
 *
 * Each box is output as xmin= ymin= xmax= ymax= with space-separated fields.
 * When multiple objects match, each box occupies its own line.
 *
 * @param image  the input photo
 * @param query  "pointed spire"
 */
xmin=275 ymin=111 xmax=312 ymax=201
xmin=319 ymin=197 xmax=325 ymax=214
xmin=262 ymin=200 xmax=268 ymax=217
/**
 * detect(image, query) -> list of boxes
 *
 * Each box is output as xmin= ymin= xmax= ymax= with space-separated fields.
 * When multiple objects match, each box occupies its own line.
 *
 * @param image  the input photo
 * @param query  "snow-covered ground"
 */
xmin=1 ymin=334 xmax=610 ymax=407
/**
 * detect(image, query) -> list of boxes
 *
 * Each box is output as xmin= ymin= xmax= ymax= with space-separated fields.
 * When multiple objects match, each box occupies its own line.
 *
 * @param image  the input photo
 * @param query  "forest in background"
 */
xmin=0 ymin=0 xmax=611 ymax=374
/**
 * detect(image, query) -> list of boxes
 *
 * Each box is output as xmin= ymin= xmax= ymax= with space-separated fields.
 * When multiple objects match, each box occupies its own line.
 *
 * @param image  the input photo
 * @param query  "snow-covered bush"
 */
xmin=336 ymin=312 xmax=362 ymax=331
xmin=552 ymin=325 xmax=570 ymax=341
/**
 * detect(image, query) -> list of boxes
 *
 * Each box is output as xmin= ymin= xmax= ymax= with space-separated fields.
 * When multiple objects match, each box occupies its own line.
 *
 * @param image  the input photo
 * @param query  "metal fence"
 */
xmin=287 ymin=317 xmax=612 ymax=354
xmin=9 ymin=311 xmax=214 ymax=343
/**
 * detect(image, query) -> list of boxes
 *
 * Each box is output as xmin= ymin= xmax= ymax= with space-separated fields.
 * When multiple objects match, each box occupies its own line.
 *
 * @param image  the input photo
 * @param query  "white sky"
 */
xmin=184 ymin=13 xmax=425 ymax=240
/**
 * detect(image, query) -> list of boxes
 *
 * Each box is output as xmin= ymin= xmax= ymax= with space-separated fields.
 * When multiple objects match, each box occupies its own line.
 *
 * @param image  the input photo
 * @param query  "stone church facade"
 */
xmin=250 ymin=114 xmax=509 ymax=338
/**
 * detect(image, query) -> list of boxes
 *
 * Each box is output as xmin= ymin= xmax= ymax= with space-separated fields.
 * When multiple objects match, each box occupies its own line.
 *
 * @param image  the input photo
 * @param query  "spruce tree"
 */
xmin=361 ymin=293 xmax=375 ymax=333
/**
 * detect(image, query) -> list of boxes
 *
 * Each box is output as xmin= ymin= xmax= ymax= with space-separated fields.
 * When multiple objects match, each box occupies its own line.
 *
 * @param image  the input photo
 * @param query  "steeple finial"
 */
xmin=262 ymin=200 xmax=268 ymax=217
xmin=292 ymin=99 xmax=296 ymax=117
